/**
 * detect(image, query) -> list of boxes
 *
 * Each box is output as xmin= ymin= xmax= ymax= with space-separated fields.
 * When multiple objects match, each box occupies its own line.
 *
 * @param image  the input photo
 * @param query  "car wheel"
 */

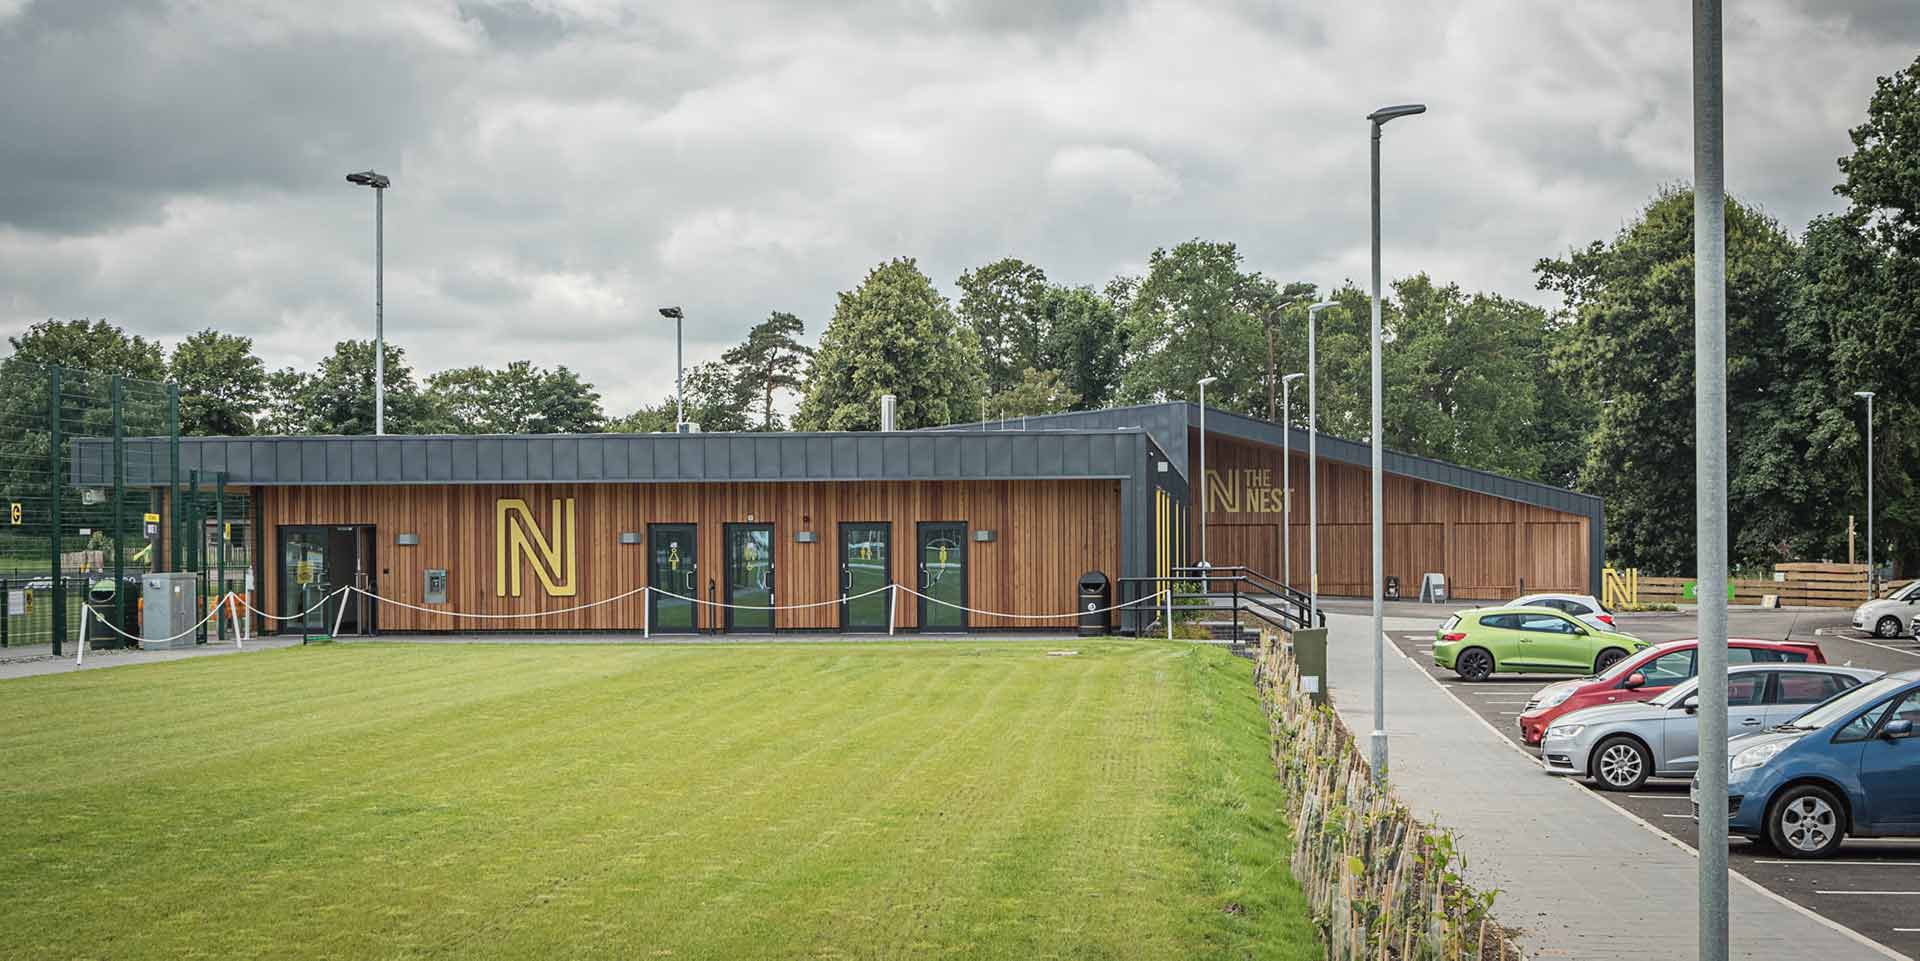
xmin=1876 ymin=616 xmax=1902 ymax=639
xmin=1590 ymin=736 xmax=1651 ymax=791
xmin=1768 ymin=784 xmax=1847 ymax=858
xmin=1455 ymin=647 xmax=1494 ymax=682
xmin=1593 ymin=648 xmax=1628 ymax=674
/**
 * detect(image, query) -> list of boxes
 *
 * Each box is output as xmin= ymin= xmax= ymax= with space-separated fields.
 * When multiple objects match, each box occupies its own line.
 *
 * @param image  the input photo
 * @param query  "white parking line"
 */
xmin=1829 ymin=635 xmax=1920 ymax=659
xmin=1660 ymin=814 xmax=1693 ymax=819
xmin=1498 ymin=711 xmax=1522 ymax=716
xmin=1630 ymin=794 xmax=1687 ymax=800
xmin=1894 ymin=928 xmax=1920 ymax=933
xmin=1754 ymin=860 xmax=1920 ymax=867
xmin=1816 ymin=890 xmax=1920 ymax=896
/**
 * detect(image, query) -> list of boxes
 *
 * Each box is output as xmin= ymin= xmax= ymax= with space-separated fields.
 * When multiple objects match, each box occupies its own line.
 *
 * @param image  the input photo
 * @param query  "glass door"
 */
xmin=649 ymin=524 xmax=698 ymax=633
xmin=839 ymin=522 xmax=891 ymax=632
xmin=278 ymin=526 xmax=331 ymax=635
xmin=917 ymin=522 xmax=967 ymax=632
xmin=724 ymin=524 xmax=774 ymax=633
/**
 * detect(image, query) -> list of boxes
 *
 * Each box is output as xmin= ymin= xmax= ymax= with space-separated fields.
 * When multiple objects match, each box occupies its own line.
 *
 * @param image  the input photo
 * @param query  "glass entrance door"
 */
xmin=277 ymin=525 xmax=372 ymax=635
xmin=839 ymin=522 xmax=891 ymax=632
xmin=724 ymin=524 xmax=774 ymax=632
xmin=649 ymin=524 xmax=698 ymax=633
xmin=917 ymin=522 xmax=967 ymax=632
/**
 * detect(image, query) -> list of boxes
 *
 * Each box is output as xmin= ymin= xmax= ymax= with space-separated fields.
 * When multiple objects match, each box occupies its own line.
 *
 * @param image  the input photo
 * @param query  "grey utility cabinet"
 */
xmin=141 ymin=573 xmax=201 ymax=650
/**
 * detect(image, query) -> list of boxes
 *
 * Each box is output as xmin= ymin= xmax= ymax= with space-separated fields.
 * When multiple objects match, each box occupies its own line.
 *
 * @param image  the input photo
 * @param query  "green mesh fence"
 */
xmin=0 ymin=359 xmax=249 ymax=655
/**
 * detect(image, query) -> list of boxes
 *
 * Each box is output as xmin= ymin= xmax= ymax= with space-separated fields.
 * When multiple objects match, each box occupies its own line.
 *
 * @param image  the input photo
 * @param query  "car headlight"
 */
xmin=1545 ymin=723 xmax=1584 ymax=739
xmin=1540 ymin=689 xmax=1573 ymax=708
xmin=1731 ymin=742 xmax=1787 ymax=772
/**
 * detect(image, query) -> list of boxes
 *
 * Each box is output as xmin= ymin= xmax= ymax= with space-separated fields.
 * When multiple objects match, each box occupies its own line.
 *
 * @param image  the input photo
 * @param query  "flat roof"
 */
xmin=71 ymin=429 xmax=1156 ymax=487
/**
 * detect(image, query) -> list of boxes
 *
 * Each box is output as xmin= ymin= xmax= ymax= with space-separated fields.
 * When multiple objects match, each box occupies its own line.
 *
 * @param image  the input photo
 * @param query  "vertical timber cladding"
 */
xmin=255 ymin=479 xmax=1121 ymax=631
xmin=1190 ymin=431 xmax=1589 ymax=600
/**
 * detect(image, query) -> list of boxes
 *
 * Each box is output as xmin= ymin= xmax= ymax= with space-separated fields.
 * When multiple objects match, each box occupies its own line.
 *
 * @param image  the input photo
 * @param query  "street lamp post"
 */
xmin=1307 ymin=301 xmax=1337 ymax=617
xmin=1856 ymin=391 xmax=1876 ymax=594
xmin=345 ymin=170 xmax=391 ymax=435
xmin=1366 ymin=103 xmax=1425 ymax=783
xmin=659 ymin=307 xmax=685 ymax=431
xmin=1281 ymin=372 xmax=1304 ymax=586
xmin=1198 ymin=377 xmax=1218 ymax=575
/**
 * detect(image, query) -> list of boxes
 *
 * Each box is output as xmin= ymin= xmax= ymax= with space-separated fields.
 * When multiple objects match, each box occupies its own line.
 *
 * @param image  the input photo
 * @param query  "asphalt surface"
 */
xmin=1369 ymin=603 xmax=1920 ymax=959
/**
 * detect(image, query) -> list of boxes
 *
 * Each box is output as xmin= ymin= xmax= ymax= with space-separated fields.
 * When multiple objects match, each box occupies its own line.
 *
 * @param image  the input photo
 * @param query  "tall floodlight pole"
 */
xmin=659 ymin=307 xmax=685 ymax=430
xmin=1198 ymin=377 xmax=1218 ymax=572
xmin=1307 ymin=301 xmax=1337 ymax=616
xmin=1856 ymin=391 xmax=1875 ymax=594
xmin=1281 ymin=372 xmax=1304 ymax=586
xmin=345 ymin=171 xmax=391 ymax=434
xmin=1366 ymin=103 xmax=1425 ymax=783
xmin=1693 ymin=2 xmax=1729 ymax=958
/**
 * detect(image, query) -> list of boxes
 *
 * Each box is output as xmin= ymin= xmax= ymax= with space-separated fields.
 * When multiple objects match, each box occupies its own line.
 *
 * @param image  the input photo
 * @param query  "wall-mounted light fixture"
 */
xmin=396 ymin=532 xmax=420 ymax=546
xmin=794 ymin=531 xmax=818 ymax=543
xmin=973 ymin=530 xmax=996 ymax=543
xmin=618 ymin=532 xmax=642 ymax=545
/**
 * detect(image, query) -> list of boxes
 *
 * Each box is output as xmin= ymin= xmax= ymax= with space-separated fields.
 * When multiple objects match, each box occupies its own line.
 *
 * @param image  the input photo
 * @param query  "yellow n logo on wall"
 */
xmin=495 ymin=497 xmax=578 ymax=597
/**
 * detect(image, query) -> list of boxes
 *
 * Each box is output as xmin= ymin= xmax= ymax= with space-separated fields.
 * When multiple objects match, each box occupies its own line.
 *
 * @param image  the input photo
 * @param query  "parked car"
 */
xmin=1515 ymin=637 xmax=1828 ymax=746
xmin=1434 ymin=606 xmax=1648 ymax=681
xmin=1852 ymin=579 xmax=1920 ymax=638
xmin=1511 ymin=593 xmax=1617 ymax=633
xmin=1542 ymin=663 xmax=1881 ymax=790
xmin=1692 ymin=668 xmax=1920 ymax=858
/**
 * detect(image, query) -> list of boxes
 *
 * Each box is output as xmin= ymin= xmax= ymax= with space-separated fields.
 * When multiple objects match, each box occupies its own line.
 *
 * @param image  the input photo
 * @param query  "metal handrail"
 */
xmin=1115 ymin=566 xmax=1322 ymax=634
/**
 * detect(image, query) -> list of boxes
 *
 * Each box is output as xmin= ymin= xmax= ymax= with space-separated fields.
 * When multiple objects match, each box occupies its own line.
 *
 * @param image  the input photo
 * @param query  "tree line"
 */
xmin=5 ymin=54 xmax=1916 ymax=576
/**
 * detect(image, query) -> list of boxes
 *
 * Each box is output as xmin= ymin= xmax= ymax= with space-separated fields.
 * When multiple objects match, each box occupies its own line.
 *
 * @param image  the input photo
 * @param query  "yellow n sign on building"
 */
xmin=496 ymin=497 xmax=578 ymax=597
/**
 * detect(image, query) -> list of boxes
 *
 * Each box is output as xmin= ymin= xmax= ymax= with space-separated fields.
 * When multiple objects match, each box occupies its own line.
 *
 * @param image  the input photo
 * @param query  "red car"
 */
xmin=1516 ymin=637 xmax=1825 ymax=746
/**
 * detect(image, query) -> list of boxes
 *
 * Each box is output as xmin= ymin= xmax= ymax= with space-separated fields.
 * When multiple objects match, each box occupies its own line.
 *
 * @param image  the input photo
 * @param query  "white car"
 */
xmin=1852 ymin=580 xmax=1920 ymax=639
xmin=1511 ymin=593 xmax=1618 ymax=634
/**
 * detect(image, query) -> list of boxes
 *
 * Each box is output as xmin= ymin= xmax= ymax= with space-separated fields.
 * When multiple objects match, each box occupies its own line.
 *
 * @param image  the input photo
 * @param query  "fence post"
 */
xmin=2 ymin=576 xmax=9 ymax=648
xmin=48 ymin=366 xmax=64 ymax=657
xmin=215 ymin=470 xmax=226 ymax=640
xmin=111 ymin=375 xmax=126 ymax=640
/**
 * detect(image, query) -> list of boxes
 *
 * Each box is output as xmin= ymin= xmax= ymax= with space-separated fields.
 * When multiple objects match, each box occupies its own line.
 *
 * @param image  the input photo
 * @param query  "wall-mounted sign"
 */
xmin=1205 ymin=468 xmax=1290 ymax=514
xmin=8 ymin=502 xmax=20 ymax=525
xmin=143 ymin=512 xmax=161 ymax=524
xmin=495 ymin=497 xmax=578 ymax=597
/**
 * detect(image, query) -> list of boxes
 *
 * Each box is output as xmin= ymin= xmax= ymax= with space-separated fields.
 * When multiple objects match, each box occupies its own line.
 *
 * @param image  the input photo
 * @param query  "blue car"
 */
xmin=1693 ymin=668 xmax=1920 ymax=858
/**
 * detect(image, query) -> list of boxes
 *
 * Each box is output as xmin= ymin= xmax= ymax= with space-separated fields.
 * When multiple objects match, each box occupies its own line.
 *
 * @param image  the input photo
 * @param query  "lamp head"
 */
xmin=1854 ymin=390 xmax=1875 ymax=399
xmin=1282 ymin=373 xmax=1305 ymax=385
xmin=1307 ymin=300 xmax=1338 ymax=315
xmin=658 ymin=306 xmax=684 ymax=320
xmin=1367 ymin=103 xmax=1428 ymax=126
xmin=1197 ymin=376 xmax=1218 ymax=387
xmin=345 ymin=170 xmax=391 ymax=189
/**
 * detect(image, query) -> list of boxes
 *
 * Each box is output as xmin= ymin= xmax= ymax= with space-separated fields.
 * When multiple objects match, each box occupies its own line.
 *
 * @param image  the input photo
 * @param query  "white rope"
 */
xmin=234 ymin=587 xmax=352 ymax=622
xmin=677 ymin=583 xmax=895 ymax=610
xmin=893 ymin=584 xmax=1167 ymax=620
xmin=83 ymin=594 xmax=231 ymax=645
xmin=350 ymin=584 xmax=650 ymax=619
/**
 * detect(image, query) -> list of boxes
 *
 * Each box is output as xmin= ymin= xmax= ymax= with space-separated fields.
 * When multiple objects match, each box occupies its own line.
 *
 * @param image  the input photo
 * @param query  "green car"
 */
xmin=1434 ymin=606 xmax=1649 ymax=681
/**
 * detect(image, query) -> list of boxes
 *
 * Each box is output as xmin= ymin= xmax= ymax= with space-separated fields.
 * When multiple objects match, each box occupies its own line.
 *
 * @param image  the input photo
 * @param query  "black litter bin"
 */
xmin=1077 ymin=571 xmax=1110 ymax=637
xmin=1385 ymin=574 xmax=1401 ymax=601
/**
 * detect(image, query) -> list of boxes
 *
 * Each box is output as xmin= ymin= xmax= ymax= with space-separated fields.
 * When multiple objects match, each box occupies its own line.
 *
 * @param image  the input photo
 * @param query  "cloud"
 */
xmin=1 ymin=0 xmax=1912 ymax=414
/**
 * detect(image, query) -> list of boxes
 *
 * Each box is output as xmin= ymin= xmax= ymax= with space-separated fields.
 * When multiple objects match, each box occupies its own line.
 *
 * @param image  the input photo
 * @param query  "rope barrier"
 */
xmin=892 ymin=584 xmax=1167 ymax=620
xmin=346 ymin=584 xmax=649 ymax=619
xmin=81 ymin=595 xmax=231 ymax=654
xmin=674 ymin=584 xmax=895 ymax=610
xmin=234 ymin=587 xmax=352 ymax=622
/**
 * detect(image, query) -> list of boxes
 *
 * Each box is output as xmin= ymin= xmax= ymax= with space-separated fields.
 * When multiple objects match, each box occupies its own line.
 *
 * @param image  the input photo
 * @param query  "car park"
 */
xmin=1511 ymin=592 xmax=1617 ymax=633
xmin=1434 ymin=606 xmax=1647 ymax=681
xmin=1516 ymin=637 xmax=1828 ymax=746
xmin=1693 ymin=668 xmax=1920 ymax=858
xmin=1542 ymin=663 xmax=1880 ymax=790
xmin=1851 ymin=579 xmax=1920 ymax=638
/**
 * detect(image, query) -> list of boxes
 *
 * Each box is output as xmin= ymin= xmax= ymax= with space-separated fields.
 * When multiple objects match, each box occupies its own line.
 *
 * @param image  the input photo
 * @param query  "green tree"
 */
xmin=296 ymin=340 xmax=438 ymax=435
xmin=258 ymin=368 xmax=313 ymax=434
xmin=606 ymin=405 xmax=674 ymax=434
xmin=795 ymin=258 xmax=985 ymax=430
xmin=168 ymin=329 xmax=266 ymax=435
xmin=719 ymin=312 xmax=813 ymax=430
xmin=424 ymin=361 xmax=605 ymax=434
xmin=1036 ymin=286 xmax=1125 ymax=410
xmin=1115 ymin=240 xmax=1284 ymax=414
xmin=4 ymin=319 xmax=165 ymax=380
xmin=957 ymin=258 xmax=1051 ymax=396
xmin=1538 ymin=188 xmax=1803 ymax=572
xmin=988 ymin=368 xmax=1082 ymax=419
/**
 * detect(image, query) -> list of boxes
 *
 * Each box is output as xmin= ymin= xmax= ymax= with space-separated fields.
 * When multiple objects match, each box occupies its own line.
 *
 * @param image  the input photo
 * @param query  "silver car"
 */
xmin=1541 ymin=663 xmax=1883 ymax=790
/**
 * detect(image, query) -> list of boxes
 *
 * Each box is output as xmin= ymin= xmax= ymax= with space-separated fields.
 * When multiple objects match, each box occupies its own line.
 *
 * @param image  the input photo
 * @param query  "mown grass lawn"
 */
xmin=0 ymin=640 xmax=1318 ymax=960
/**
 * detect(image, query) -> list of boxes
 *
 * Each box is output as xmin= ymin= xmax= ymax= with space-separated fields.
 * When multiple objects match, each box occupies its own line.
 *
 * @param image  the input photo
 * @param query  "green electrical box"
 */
xmin=1290 ymin=628 xmax=1329 ymax=707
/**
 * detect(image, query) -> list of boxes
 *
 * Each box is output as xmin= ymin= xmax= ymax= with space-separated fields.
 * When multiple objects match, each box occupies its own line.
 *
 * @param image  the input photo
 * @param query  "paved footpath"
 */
xmin=0 ymin=636 xmax=305 ymax=680
xmin=1322 ymin=611 xmax=1906 ymax=961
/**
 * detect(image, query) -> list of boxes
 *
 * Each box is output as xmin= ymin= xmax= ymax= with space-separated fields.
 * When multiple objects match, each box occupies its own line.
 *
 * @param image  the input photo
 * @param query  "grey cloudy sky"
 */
xmin=1 ymin=0 xmax=1913 ymax=415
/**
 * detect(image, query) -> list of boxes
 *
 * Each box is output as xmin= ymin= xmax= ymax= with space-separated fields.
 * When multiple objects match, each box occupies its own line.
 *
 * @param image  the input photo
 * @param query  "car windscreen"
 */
xmin=1894 ymin=581 xmax=1920 ymax=602
xmin=1782 ymin=676 xmax=1911 ymax=730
